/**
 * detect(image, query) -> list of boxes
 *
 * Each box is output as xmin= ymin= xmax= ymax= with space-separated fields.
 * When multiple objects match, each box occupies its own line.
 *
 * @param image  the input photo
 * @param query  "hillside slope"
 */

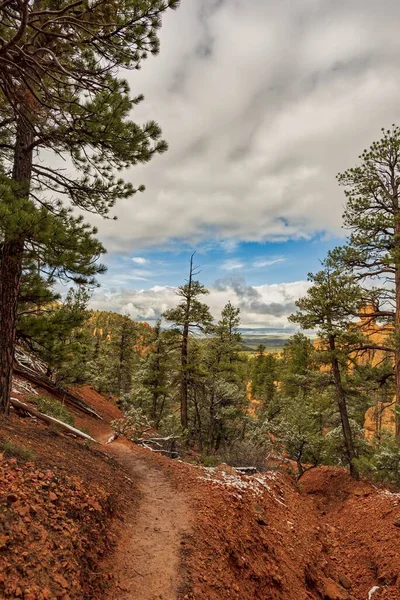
xmin=1 ymin=380 xmax=400 ymax=600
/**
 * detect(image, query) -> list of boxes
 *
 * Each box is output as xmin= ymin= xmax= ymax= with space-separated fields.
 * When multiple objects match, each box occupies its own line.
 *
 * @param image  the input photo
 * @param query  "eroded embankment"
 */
xmin=136 ymin=451 xmax=400 ymax=600
xmin=2 ymin=380 xmax=400 ymax=600
xmin=0 ymin=412 xmax=132 ymax=600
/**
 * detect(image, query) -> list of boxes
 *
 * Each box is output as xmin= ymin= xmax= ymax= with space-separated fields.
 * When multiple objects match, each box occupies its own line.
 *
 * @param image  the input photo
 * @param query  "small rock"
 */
xmin=54 ymin=574 xmax=68 ymax=589
xmin=338 ymin=574 xmax=352 ymax=590
xmin=321 ymin=578 xmax=348 ymax=600
xmin=393 ymin=515 xmax=400 ymax=527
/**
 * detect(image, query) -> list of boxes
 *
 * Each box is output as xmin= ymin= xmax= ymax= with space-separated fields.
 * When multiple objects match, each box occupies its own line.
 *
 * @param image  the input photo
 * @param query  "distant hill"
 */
xmin=240 ymin=335 xmax=289 ymax=353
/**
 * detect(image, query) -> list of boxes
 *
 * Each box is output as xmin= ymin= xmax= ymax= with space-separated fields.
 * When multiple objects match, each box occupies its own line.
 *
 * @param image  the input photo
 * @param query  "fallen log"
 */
xmin=141 ymin=443 xmax=179 ymax=458
xmin=10 ymin=398 xmax=97 ymax=443
xmin=13 ymin=365 xmax=102 ymax=420
xmin=235 ymin=467 xmax=258 ymax=474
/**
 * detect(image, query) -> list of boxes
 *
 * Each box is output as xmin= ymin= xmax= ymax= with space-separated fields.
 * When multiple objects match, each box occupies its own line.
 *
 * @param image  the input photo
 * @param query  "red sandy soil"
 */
xmin=2 ymin=379 xmax=400 ymax=600
xmin=0 ymin=412 xmax=132 ymax=600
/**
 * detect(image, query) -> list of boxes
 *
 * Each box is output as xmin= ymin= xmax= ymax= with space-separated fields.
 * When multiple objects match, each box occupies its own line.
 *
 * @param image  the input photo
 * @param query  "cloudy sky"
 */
xmin=89 ymin=0 xmax=400 ymax=331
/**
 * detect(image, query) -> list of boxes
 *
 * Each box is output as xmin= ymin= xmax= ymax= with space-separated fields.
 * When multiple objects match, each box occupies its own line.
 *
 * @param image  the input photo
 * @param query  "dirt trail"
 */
xmin=103 ymin=439 xmax=190 ymax=600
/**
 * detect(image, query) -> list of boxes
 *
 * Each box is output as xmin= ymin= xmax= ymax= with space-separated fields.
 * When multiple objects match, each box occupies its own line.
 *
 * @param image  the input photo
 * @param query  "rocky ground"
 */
xmin=1 ymin=383 xmax=400 ymax=600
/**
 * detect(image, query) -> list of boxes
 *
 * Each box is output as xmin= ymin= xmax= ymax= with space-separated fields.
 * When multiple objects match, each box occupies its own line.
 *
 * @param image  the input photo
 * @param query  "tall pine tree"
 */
xmin=163 ymin=253 xmax=213 ymax=429
xmin=331 ymin=126 xmax=400 ymax=433
xmin=290 ymin=264 xmax=364 ymax=479
xmin=0 ymin=0 xmax=179 ymax=413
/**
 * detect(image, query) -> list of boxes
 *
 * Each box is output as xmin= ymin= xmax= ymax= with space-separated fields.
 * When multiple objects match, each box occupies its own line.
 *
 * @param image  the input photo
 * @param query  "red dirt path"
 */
xmin=2 ymin=381 xmax=400 ymax=600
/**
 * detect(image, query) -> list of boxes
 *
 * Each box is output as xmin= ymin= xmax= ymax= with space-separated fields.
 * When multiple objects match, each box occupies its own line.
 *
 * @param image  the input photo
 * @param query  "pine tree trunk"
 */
xmin=193 ymin=388 xmax=203 ymax=452
xmin=117 ymin=323 xmax=128 ymax=397
xmin=0 ymin=117 xmax=33 ymax=414
xmin=180 ymin=254 xmax=194 ymax=431
xmin=151 ymin=343 xmax=161 ymax=421
xmin=180 ymin=321 xmax=189 ymax=429
xmin=208 ymin=388 xmax=215 ymax=453
xmin=395 ymin=221 xmax=400 ymax=437
xmin=329 ymin=335 xmax=359 ymax=480
xmin=0 ymin=239 xmax=25 ymax=414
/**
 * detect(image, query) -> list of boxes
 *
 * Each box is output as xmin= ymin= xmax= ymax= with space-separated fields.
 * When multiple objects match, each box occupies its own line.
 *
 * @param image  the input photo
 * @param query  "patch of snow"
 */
xmin=368 ymin=585 xmax=379 ymax=599
xmin=379 ymin=490 xmax=400 ymax=506
xmin=198 ymin=468 xmax=287 ymax=506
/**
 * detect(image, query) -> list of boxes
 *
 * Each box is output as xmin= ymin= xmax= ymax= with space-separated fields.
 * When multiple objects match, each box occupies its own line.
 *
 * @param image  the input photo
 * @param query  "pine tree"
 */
xmin=251 ymin=348 xmax=279 ymax=409
xmin=332 ymin=126 xmax=400 ymax=433
xmin=280 ymin=333 xmax=316 ymax=398
xmin=84 ymin=311 xmax=139 ymax=396
xmin=163 ymin=253 xmax=213 ymax=429
xmin=136 ymin=320 xmax=176 ymax=425
xmin=290 ymin=264 xmax=364 ymax=479
xmin=0 ymin=0 xmax=179 ymax=413
xmin=17 ymin=285 xmax=91 ymax=383
xmin=204 ymin=302 xmax=246 ymax=452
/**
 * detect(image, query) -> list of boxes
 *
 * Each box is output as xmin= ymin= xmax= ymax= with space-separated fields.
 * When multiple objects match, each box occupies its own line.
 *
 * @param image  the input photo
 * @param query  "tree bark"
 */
xmin=180 ymin=320 xmax=189 ymax=429
xmin=0 ymin=117 xmax=33 ymax=414
xmin=10 ymin=397 xmax=96 ymax=442
xmin=395 ymin=218 xmax=400 ymax=437
xmin=151 ymin=340 xmax=161 ymax=422
xmin=193 ymin=387 xmax=203 ymax=452
xmin=208 ymin=388 xmax=215 ymax=454
xmin=180 ymin=254 xmax=194 ymax=430
xmin=329 ymin=335 xmax=359 ymax=480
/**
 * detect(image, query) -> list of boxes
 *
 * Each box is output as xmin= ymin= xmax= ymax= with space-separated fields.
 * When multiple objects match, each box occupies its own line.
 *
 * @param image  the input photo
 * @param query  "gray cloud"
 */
xmin=90 ymin=277 xmax=310 ymax=329
xmin=84 ymin=0 xmax=400 ymax=251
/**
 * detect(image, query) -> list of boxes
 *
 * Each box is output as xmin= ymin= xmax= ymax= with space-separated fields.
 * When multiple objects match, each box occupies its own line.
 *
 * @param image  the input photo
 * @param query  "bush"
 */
xmin=223 ymin=440 xmax=268 ymax=470
xmin=28 ymin=394 xmax=75 ymax=426
xmin=1 ymin=440 xmax=35 ymax=462
xmin=324 ymin=420 xmax=370 ymax=467
xmin=200 ymin=454 xmax=221 ymax=468
xmin=110 ymin=406 xmax=151 ymax=441
xmin=357 ymin=435 xmax=400 ymax=488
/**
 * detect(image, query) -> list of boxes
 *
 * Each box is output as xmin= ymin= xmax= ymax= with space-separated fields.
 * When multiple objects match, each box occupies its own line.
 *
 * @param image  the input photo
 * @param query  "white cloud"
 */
xmin=121 ymin=269 xmax=153 ymax=281
xmin=90 ymin=278 xmax=311 ymax=330
xmin=219 ymin=239 xmax=239 ymax=253
xmin=253 ymin=257 xmax=286 ymax=268
xmin=221 ymin=259 xmax=244 ymax=271
xmin=87 ymin=0 xmax=400 ymax=252
xmin=132 ymin=257 xmax=149 ymax=265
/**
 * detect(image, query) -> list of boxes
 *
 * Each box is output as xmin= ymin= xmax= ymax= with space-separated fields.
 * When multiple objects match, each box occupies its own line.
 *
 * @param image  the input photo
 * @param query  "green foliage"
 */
xmin=18 ymin=288 xmax=91 ymax=384
xmin=111 ymin=407 xmax=152 ymax=441
xmin=0 ymin=0 xmax=179 ymax=414
xmin=194 ymin=304 xmax=248 ymax=453
xmin=0 ymin=440 xmax=35 ymax=462
xmin=280 ymin=333 xmax=317 ymax=398
xmin=222 ymin=417 xmax=272 ymax=470
xmin=332 ymin=126 xmax=400 ymax=309
xmin=0 ymin=174 xmax=107 ymax=287
xmin=84 ymin=312 xmax=142 ymax=395
xmin=324 ymin=421 xmax=370 ymax=466
xmin=199 ymin=454 xmax=221 ymax=467
xmin=267 ymin=392 xmax=326 ymax=478
xmin=125 ymin=321 xmax=178 ymax=426
xmin=251 ymin=350 xmax=278 ymax=409
xmin=28 ymin=395 xmax=75 ymax=426
xmin=355 ymin=435 xmax=400 ymax=488
xmin=163 ymin=281 xmax=214 ymax=334
xmin=0 ymin=2 xmax=180 ymax=217
xmin=290 ymin=265 xmax=363 ymax=341
xmin=289 ymin=264 xmax=371 ymax=478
